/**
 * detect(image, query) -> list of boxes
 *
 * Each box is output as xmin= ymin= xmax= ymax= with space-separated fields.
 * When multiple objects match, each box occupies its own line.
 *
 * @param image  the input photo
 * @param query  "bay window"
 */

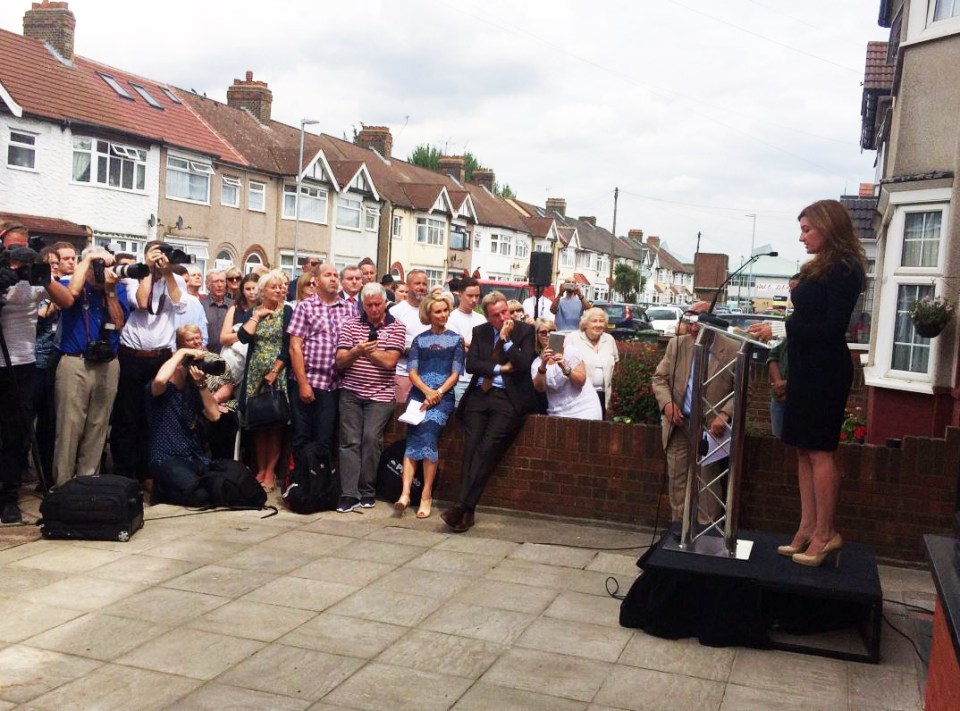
xmin=337 ymin=195 xmax=362 ymax=229
xmin=166 ymin=155 xmax=213 ymax=202
xmin=283 ymin=184 xmax=328 ymax=223
xmin=416 ymin=217 xmax=445 ymax=246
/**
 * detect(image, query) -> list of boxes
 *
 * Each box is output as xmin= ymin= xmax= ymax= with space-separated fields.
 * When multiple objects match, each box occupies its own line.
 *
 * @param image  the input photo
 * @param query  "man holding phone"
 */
xmin=551 ymin=281 xmax=590 ymax=330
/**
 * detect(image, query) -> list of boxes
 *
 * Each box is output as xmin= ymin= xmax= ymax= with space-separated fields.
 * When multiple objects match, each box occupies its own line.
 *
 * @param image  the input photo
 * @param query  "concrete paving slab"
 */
xmin=377 ymin=628 xmax=506 ymax=678
xmin=106 ymin=586 xmax=229 ymax=626
xmin=508 ymin=542 xmax=599 ymax=569
xmin=321 ymin=661 xmax=473 ymax=711
xmin=188 ymin=599 xmax=315 ymax=642
xmin=594 ymin=664 xmax=726 ymax=711
xmin=452 ymin=682 xmax=587 ymax=710
xmin=482 ymin=647 xmax=613 ymax=702
xmin=242 ymin=575 xmax=358 ymax=612
xmin=278 ymin=612 xmax=407 ymax=659
xmin=9 ymin=545 xmax=127 ymax=574
xmin=27 ymin=575 xmax=146 ymax=612
xmin=368 ymin=565 xmax=474 ymax=600
xmin=422 ymin=600 xmax=537 ymax=645
xmin=434 ymin=534 xmax=521 ymax=558
xmin=618 ymin=630 xmax=735 ymax=682
xmin=121 ymin=628 xmax=264 ymax=680
xmin=0 ymin=644 xmax=101 ymax=704
xmin=173 ymin=682 xmax=311 ymax=710
xmin=328 ymin=587 xmax=443 ymax=626
xmin=848 ymin=664 xmax=923 ymax=710
xmin=22 ymin=663 xmax=200 ymax=711
xmin=217 ymin=643 xmax=364 ymax=702
xmin=289 ymin=556 xmax=397 ymax=586
xmin=333 ymin=538 xmax=429 ymax=565
xmin=0 ymin=597 xmax=83 ymax=643
xmin=24 ymin=613 xmax=169 ymax=661
xmin=84 ymin=553 xmax=201 ymax=585
xmin=728 ymin=647 xmax=848 ymax=708
xmin=161 ymin=563 xmax=276 ymax=598
xmin=544 ymin=590 xmax=625 ymax=628
xmin=517 ymin=616 xmax=633 ymax=662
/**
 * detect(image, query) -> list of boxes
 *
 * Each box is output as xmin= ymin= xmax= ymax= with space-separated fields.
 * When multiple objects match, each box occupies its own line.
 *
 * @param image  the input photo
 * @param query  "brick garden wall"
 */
xmin=386 ymin=416 xmax=959 ymax=564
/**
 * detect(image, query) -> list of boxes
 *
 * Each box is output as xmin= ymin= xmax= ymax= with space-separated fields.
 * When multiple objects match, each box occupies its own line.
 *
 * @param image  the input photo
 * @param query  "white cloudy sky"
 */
xmin=1 ymin=0 xmax=888 ymax=266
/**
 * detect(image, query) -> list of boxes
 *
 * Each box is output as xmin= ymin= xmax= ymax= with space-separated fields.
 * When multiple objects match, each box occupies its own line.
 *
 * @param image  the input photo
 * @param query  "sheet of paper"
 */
xmin=398 ymin=398 xmax=426 ymax=425
xmin=700 ymin=428 xmax=731 ymax=466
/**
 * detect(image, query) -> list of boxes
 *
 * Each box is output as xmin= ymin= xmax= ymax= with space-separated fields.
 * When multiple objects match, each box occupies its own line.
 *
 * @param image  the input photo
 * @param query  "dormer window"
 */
xmin=98 ymin=73 xmax=133 ymax=99
xmin=160 ymin=87 xmax=182 ymax=105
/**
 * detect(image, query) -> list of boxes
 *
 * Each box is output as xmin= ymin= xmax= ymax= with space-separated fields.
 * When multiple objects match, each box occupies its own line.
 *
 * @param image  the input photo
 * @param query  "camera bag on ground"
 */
xmin=198 ymin=459 xmax=267 ymax=510
xmin=39 ymin=474 xmax=143 ymax=542
xmin=283 ymin=442 xmax=339 ymax=514
xmin=376 ymin=439 xmax=429 ymax=506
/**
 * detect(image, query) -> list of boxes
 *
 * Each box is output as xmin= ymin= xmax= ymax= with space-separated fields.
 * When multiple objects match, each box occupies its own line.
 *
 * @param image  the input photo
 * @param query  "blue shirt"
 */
xmin=57 ymin=278 xmax=129 ymax=355
xmin=147 ymin=382 xmax=209 ymax=466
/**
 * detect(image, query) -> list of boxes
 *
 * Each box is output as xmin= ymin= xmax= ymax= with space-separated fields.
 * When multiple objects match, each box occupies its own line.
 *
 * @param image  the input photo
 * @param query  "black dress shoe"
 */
xmin=441 ymin=506 xmax=467 ymax=532
xmin=0 ymin=502 xmax=22 ymax=525
xmin=462 ymin=510 xmax=475 ymax=530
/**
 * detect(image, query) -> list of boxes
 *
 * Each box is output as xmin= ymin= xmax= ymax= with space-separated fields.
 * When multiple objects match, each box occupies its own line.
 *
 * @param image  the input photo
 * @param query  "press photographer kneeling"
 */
xmin=147 ymin=325 xmax=223 ymax=506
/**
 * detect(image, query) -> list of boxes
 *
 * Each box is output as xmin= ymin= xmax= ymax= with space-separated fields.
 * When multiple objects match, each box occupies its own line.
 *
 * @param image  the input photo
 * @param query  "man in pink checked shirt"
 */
xmin=287 ymin=262 xmax=350 ymax=473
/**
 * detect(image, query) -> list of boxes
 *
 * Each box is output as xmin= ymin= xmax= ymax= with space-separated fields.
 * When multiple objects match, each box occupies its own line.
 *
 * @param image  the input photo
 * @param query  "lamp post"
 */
xmin=745 ymin=213 xmax=757 ymax=312
xmin=294 ymin=118 xmax=320 ymax=272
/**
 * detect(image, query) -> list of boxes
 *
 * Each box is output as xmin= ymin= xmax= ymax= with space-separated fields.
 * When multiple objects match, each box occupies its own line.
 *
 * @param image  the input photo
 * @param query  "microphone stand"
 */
xmin=698 ymin=251 xmax=778 ymax=329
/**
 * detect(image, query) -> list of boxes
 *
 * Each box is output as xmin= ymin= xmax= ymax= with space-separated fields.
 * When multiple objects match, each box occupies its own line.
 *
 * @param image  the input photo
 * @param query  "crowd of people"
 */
xmin=0 ymin=223 xmax=613 ymax=529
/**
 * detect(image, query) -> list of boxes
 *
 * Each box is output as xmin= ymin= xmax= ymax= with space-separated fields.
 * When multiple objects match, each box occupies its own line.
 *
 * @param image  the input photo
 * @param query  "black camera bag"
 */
xmin=283 ymin=442 xmax=339 ymax=514
xmin=198 ymin=459 xmax=267 ymax=510
xmin=375 ymin=439 xmax=428 ymax=506
xmin=39 ymin=475 xmax=143 ymax=542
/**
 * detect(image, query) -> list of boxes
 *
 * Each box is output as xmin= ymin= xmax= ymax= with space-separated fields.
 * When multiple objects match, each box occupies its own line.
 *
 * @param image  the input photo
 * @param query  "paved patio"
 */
xmin=0 ymin=488 xmax=936 ymax=710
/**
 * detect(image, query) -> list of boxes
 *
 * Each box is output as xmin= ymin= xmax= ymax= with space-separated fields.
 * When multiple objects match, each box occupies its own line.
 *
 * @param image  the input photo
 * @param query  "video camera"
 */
xmin=182 ymin=355 xmax=226 ymax=376
xmin=0 ymin=242 xmax=51 ymax=291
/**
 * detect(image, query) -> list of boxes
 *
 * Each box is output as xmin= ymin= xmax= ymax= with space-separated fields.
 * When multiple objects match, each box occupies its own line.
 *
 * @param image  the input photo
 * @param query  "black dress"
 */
xmin=782 ymin=260 xmax=863 ymax=451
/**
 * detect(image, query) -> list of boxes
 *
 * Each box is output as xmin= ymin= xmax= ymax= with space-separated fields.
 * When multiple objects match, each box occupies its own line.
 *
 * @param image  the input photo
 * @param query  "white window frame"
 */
xmin=248 ymin=181 xmax=266 ymax=212
xmin=282 ymin=183 xmax=328 ymax=224
xmin=244 ymin=252 xmax=264 ymax=274
xmin=392 ymin=214 xmax=403 ymax=239
xmin=474 ymin=230 xmax=482 ymax=250
xmin=560 ymin=247 xmax=575 ymax=268
xmin=165 ymin=238 xmax=211 ymax=279
xmin=166 ymin=154 xmax=214 ymax=204
xmin=904 ymin=0 xmax=960 ymax=44
xmin=7 ymin=129 xmax=37 ymax=170
xmin=416 ymin=216 xmax=445 ymax=246
xmin=221 ymin=176 xmax=241 ymax=208
xmin=866 ymin=188 xmax=952 ymax=393
xmin=514 ymin=237 xmax=529 ymax=259
xmin=279 ymin=250 xmax=327 ymax=282
xmin=336 ymin=194 xmax=363 ymax=230
xmin=419 ymin=267 xmax=444 ymax=289
xmin=365 ymin=206 xmax=380 ymax=231
xmin=73 ymin=137 xmax=147 ymax=192
xmin=93 ymin=235 xmax=146 ymax=262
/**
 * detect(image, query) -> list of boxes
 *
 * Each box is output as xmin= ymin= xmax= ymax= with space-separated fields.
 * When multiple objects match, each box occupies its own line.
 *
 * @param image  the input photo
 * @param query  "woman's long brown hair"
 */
xmin=797 ymin=199 xmax=867 ymax=280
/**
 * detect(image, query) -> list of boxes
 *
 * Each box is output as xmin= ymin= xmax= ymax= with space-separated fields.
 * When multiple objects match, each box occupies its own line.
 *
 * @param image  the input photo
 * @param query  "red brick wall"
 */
xmin=386 ymin=416 xmax=959 ymax=563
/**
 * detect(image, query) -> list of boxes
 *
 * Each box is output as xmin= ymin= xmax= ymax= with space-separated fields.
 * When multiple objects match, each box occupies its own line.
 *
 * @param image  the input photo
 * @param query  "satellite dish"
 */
xmin=175 ymin=216 xmax=184 ymax=230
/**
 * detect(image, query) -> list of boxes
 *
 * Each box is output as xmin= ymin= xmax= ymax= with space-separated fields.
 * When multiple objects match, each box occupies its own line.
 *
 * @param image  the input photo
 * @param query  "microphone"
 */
xmin=699 ymin=250 xmax=778 ymax=329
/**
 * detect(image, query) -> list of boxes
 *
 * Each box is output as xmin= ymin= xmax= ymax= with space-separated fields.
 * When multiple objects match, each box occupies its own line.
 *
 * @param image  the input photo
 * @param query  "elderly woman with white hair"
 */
xmin=237 ymin=268 xmax=293 ymax=490
xmin=563 ymin=306 xmax=619 ymax=418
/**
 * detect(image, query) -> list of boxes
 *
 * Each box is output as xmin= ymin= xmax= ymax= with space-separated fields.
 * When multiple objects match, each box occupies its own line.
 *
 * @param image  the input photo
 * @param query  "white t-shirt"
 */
xmin=447 ymin=308 xmax=486 ymax=383
xmin=0 ymin=281 xmax=45 ymax=366
xmin=523 ymin=295 xmax=552 ymax=321
xmin=120 ymin=273 xmax=188 ymax=351
xmin=388 ymin=299 xmax=429 ymax=376
xmin=531 ymin=346 xmax=601 ymax=420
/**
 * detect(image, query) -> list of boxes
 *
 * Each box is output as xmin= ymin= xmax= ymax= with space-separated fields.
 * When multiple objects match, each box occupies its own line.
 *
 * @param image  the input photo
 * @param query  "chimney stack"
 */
xmin=355 ymin=125 xmax=393 ymax=158
xmin=628 ymin=229 xmax=644 ymax=240
xmin=859 ymin=182 xmax=876 ymax=198
xmin=545 ymin=197 xmax=566 ymax=216
xmin=646 ymin=235 xmax=661 ymax=250
xmin=473 ymin=168 xmax=496 ymax=192
xmin=23 ymin=1 xmax=75 ymax=60
xmin=226 ymin=71 xmax=273 ymax=123
xmin=578 ymin=216 xmax=597 ymax=226
xmin=438 ymin=156 xmax=465 ymax=183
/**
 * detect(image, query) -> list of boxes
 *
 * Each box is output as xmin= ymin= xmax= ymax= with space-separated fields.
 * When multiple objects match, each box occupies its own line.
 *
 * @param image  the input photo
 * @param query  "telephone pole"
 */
xmin=609 ymin=187 xmax=618 ymax=299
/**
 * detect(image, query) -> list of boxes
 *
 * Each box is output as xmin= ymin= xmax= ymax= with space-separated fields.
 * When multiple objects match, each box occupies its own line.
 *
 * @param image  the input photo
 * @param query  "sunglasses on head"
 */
xmin=227 ymin=276 xmax=241 ymax=282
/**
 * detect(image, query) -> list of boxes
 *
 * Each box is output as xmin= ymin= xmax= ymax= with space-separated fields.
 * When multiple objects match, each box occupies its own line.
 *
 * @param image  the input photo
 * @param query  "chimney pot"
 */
xmin=438 ymin=155 xmax=465 ymax=183
xmin=226 ymin=71 xmax=273 ymax=123
xmin=472 ymin=168 xmax=496 ymax=192
xmin=24 ymin=0 xmax=75 ymax=60
xmin=545 ymin=198 xmax=567 ymax=217
xmin=355 ymin=125 xmax=393 ymax=159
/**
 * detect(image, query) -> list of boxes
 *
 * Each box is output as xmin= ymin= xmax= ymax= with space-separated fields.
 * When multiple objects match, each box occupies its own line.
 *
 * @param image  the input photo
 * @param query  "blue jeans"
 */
xmin=770 ymin=398 xmax=786 ymax=439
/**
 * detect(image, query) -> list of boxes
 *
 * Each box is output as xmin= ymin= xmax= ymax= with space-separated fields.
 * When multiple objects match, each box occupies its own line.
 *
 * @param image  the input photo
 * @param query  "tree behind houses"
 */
xmin=613 ymin=263 xmax=643 ymax=303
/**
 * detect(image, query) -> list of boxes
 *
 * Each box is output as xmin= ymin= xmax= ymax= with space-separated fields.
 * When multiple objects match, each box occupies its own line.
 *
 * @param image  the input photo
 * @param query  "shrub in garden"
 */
xmin=609 ymin=340 xmax=663 ymax=424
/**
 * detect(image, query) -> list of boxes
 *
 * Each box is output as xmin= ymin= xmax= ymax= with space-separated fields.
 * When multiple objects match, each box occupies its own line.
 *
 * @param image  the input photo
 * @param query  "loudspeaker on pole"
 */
xmin=528 ymin=251 xmax=553 ymax=287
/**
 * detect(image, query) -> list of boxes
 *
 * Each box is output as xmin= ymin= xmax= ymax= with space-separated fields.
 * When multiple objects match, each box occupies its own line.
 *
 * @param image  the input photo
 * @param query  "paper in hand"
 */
xmin=398 ymin=398 xmax=426 ymax=425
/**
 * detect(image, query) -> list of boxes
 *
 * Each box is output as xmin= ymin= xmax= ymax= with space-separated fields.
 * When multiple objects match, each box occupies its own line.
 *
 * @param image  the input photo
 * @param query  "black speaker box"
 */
xmin=528 ymin=252 xmax=553 ymax=287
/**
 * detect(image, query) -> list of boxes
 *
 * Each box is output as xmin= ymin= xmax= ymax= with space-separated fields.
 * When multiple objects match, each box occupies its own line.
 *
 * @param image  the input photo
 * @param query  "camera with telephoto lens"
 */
xmin=157 ymin=243 xmax=193 ymax=265
xmin=112 ymin=262 xmax=151 ymax=280
xmin=0 ymin=245 xmax=50 ymax=291
xmin=182 ymin=355 xmax=226 ymax=376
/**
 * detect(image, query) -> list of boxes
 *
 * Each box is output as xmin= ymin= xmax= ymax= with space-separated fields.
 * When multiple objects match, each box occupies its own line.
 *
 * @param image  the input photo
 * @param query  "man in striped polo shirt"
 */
xmin=334 ymin=282 xmax=406 ymax=513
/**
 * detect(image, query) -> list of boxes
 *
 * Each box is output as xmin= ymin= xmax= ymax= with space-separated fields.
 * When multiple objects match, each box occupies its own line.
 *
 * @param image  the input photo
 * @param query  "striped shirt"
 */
xmin=287 ymin=294 xmax=351 ymax=391
xmin=337 ymin=312 xmax=405 ymax=402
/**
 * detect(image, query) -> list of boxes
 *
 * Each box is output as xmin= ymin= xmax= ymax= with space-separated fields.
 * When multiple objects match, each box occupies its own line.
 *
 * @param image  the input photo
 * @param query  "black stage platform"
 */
xmin=620 ymin=527 xmax=882 ymax=663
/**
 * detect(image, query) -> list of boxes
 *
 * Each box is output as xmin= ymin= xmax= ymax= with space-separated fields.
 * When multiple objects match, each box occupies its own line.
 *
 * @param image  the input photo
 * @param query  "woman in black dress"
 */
xmin=749 ymin=200 xmax=864 ymax=567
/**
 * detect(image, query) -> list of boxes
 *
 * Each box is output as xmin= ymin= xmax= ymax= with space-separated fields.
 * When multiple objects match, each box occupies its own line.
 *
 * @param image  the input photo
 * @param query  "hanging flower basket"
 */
xmin=910 ymin=295 xmax=953 ymax=339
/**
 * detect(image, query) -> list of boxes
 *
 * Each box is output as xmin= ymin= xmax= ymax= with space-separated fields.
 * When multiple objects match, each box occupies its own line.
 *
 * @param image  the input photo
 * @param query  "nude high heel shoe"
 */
xmin=777 ymin=538 xmax=811 ymax=557
xmin=792 ymin=533 xmax=843 ymax=567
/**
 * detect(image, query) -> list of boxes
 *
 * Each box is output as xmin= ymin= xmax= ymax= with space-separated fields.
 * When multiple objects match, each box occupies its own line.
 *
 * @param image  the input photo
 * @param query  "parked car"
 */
xmin=593 ymin=302 xmax=652 ymax=340
xmin=477 ymin=280 xmax=555 ymax=305
xmin=645 ymin=305 xmax=685 ymax=335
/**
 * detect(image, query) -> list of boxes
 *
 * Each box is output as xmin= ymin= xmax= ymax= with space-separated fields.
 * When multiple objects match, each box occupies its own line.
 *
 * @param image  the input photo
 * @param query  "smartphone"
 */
xmin=548 ymin=332 xmax=565 ymax=353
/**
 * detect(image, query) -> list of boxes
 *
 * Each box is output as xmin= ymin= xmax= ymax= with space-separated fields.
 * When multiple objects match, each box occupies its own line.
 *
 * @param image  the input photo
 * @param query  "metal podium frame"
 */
xmin=662 ymin=322 xmax=772 ymax=560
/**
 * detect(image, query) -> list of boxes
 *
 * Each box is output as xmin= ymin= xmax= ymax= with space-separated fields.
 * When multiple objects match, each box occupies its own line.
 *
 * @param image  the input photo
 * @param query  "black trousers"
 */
xmin=459 ymin=388 xmax=523 ymax=512
xmin=206 ymin=410 xmax=240 ymax=461
xmin=111 ymin=350 xmax=167 ymax=481
xmin=33 ymin=355 xmax=59 ymax=488
xmin=0 ymin=364 xmax=35 ymax=505
xmin=290 ymin=387 xmax=339 ymax=460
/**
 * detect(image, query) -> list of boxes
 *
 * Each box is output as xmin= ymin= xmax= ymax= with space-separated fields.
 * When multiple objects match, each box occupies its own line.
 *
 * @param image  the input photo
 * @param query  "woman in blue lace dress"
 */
xmin=396 ymin=293 xmax=464 ymax=519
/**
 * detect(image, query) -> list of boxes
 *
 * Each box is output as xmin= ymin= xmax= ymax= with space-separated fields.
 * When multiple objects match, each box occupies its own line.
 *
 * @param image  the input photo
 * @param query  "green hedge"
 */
xmin=609 ymin=340 xmax=663 ymax=424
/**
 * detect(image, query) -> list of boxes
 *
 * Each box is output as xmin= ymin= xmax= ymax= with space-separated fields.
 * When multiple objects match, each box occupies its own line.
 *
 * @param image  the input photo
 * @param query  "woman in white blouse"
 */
xmin=563 ymin=307 xmax=619 ymax=418
xmin=531 ymin=319 xmax=602 ymax=421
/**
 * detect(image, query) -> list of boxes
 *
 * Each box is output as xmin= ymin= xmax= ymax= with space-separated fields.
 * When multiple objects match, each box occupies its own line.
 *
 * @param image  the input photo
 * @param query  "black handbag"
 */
xmin=243 ymin=379 xmax=290 ymax=429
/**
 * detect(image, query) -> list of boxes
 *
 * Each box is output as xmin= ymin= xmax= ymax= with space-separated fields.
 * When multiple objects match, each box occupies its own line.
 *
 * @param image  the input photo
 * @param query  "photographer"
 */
xmin=53 ymin=247 xmax=128 ymax=486
xmin=0 ymin=224 xmax=73 ymax=523
xmin=550 ymin=281 xmax=590 ymax=331
xmin=147 ymin=325 xmax=221 ymax=506
xmin=112 ymin=241 xmax=188 ymax=487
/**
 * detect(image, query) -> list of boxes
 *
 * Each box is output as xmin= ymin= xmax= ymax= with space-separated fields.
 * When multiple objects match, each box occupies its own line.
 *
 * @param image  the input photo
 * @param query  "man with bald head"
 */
xmin=651 ymin=301 xmax=737 ymax=524
xmin=287 ymin=262 xmax=349 ymax=481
